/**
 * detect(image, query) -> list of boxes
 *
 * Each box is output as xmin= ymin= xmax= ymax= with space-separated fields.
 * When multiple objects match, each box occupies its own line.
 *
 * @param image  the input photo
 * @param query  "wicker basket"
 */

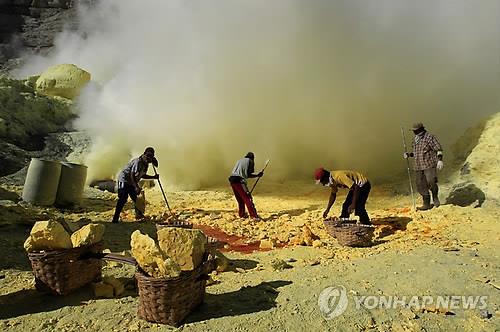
xmin=323 ymin=220 xmax=375 ymax=247
xmin=28 ymin=242 xmax=103 ymax=295
xmin=136 ymin=255 xmax=216 ymax=326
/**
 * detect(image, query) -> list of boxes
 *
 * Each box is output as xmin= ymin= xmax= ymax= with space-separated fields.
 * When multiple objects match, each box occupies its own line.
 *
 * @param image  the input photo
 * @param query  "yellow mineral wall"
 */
xmin=457 ymin=112 xmax=500 ymax=201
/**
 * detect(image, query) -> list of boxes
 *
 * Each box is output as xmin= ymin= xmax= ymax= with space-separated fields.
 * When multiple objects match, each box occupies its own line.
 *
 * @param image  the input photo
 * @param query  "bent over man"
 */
xmin=228 ymin=152 xmax=263 ymax=220
xmin=315 ymin=168 xmax=371 ymax=224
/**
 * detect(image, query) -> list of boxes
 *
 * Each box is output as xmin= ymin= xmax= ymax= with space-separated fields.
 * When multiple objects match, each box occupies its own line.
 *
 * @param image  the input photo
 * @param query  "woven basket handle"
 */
xmin=103 ymin=253 xmax=137 ymax=266
xmin=84 ymin=252 xmax=137 ymax=266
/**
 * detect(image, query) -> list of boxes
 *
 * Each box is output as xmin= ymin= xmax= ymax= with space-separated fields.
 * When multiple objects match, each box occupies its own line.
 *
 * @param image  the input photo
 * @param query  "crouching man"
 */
xmin=314 ymin=167 xmax=371 ymax=224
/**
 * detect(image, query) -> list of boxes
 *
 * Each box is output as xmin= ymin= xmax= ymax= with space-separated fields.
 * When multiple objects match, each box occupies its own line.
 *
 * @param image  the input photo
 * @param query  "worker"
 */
xmin=403 ymin=122 xmax=443 ymax=210
xmin=228 ymin=152 xmax=263 ymax=220
xmin=112 ymin=147 xmax=159 ymax=223
xmin=314 ymin=167 xmax=371 ymax=224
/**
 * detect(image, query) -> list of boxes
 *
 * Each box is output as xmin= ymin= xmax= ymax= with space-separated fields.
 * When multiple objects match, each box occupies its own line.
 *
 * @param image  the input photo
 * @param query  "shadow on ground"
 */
xmin=372 ymin=216 xmax=412 ymax=238
xmin=0 ymin=187 xmax=20 ymax=201
xmin=0 ymin=223 xmax=32 ymax=270
xmin=59 ymin=198 xmax=116 ymax=214
xmin=186 ymin=280 xmax=292 ymax=323
xmin=0 ymin=282 xmax=137 ymax=320
xmin=227 ymin=258 xmax=259 ymax=271
xmin=0 ymin=287 xmax=94 ymax=319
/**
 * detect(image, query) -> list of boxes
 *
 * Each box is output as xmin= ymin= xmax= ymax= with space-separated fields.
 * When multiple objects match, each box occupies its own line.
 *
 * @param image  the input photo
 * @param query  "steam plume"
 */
xmin=17 ymin=0 xmax=500 ymax=188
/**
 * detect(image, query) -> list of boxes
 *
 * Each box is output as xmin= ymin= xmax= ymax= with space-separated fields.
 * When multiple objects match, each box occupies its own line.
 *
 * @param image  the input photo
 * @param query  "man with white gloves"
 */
xmin=404 ymin=122 xmax=443 ymax=210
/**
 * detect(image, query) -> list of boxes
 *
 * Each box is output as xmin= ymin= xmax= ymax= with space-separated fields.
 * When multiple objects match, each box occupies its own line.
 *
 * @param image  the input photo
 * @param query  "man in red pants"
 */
xmin=228 ymin=152 xmax=263 ymax=220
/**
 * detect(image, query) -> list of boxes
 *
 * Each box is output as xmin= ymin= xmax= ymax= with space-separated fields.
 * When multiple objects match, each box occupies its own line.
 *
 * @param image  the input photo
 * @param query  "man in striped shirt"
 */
xmin=404 ymin=122 xmax=443 ymax=210
xmin=314 ymin=168 xmax=371 ymax=224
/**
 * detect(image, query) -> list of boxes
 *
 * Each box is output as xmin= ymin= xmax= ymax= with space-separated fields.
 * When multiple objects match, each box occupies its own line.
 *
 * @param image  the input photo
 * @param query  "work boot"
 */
xmin=417 ymin=195 xmax=432 ymax=211
xmin=431 ymin=188 xmax=440 ymax=208
xmin=359 ymin=219 xmax=372 ymax=225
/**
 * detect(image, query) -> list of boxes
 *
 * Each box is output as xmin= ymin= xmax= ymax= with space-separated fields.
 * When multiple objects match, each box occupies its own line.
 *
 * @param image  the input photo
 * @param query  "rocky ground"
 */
xmin=0 ymin=178 xmax=498 ymax=331
xmin=0 ymin=0 xmax=83 ymax=73
xmin=0 ymin=89 xmax=497 ymax=331
xmin=0 ymin=74 xmax=75 ymax=177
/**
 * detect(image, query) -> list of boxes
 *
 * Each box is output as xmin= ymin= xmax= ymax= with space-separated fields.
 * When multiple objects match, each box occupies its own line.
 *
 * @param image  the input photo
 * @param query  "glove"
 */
xmin=436 ymin=160 xmax=444 ymax=171
xmin=152 ymin=157 xmax=158 ymax=167
xmin=257 ymin=171 xmax=264 ymax=177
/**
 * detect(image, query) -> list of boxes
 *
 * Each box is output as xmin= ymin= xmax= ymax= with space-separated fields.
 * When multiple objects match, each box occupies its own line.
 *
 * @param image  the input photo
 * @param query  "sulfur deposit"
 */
xmin=130 ymin=230 xmax=181 ymax=278
xmin=454 ymin=112 xmax=500 ymax=203
xmin=24 ymin=221 xmax=107 ymax=252
xmin=157 ymin=227 xmax=207 ymax=271
xmin=35 ymin=64 xmax=91 ymax=100
xmin=70 ymin=223 xmax=105 ymax=247
xmin=24 ymin=220 xmax=72 ymax=252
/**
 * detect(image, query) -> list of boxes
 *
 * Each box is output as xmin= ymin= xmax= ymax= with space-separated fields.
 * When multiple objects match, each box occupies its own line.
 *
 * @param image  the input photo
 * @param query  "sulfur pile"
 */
xmin=449 ymin=112 xmax=500 ymax=205
xmin=24 ymin=220 xmax=105 ymax=252
xmin=130 ymin=228 xmax=209 ymax=278
xmin=34 ymin=64 xmax=91 ymax=100
xmin=189 ymin=210 xmax=325 ymax=248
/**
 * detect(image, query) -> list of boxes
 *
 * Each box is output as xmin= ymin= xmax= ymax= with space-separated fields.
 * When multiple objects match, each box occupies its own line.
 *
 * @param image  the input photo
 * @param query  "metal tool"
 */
xmin=401 ymin=127 xmax=416 ymax=211
xmin=250 ymin=159 xmax=270 ymax=194
xmin=153 ymin=165 xmax=172 ymax=215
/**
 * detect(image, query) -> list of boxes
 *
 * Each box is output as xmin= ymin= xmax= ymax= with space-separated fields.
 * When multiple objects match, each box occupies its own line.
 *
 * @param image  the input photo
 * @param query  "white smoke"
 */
xmin=16 ymin=0 xmax=500 ymax=188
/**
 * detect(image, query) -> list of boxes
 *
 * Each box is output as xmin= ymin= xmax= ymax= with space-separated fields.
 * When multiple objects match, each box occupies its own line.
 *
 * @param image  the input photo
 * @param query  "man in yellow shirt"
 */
xmin=314 ymin=167 xmax=371 ymax=224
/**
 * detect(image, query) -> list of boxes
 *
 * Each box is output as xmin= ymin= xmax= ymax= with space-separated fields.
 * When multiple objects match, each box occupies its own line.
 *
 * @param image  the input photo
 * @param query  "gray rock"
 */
xmin=0 ymin=0 xmax=84 ymax=72
xmin=0 ymin=139 xmax=31 ymax=177
xmin=478 ymin=310 xmax=492 ymax=319
xmin=445 ymin=182 xmax=486 ymax=207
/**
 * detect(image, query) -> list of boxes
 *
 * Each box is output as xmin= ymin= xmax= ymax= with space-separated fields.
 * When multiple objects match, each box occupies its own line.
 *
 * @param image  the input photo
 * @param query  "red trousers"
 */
xmin=230 ymin=182 xmax=258 ymax=218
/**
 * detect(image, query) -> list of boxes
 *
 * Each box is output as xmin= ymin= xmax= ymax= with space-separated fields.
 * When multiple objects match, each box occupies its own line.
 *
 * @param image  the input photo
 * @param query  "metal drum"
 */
xmin=22 ymin=158 xmax=62 ymax=206
xmin=55 ymin=162 xmax=88 ymax=207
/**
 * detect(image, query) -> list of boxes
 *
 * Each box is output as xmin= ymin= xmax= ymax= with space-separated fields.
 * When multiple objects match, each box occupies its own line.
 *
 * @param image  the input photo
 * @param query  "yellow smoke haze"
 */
xmin=16 ymin=0 xmax=500 ymax=189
